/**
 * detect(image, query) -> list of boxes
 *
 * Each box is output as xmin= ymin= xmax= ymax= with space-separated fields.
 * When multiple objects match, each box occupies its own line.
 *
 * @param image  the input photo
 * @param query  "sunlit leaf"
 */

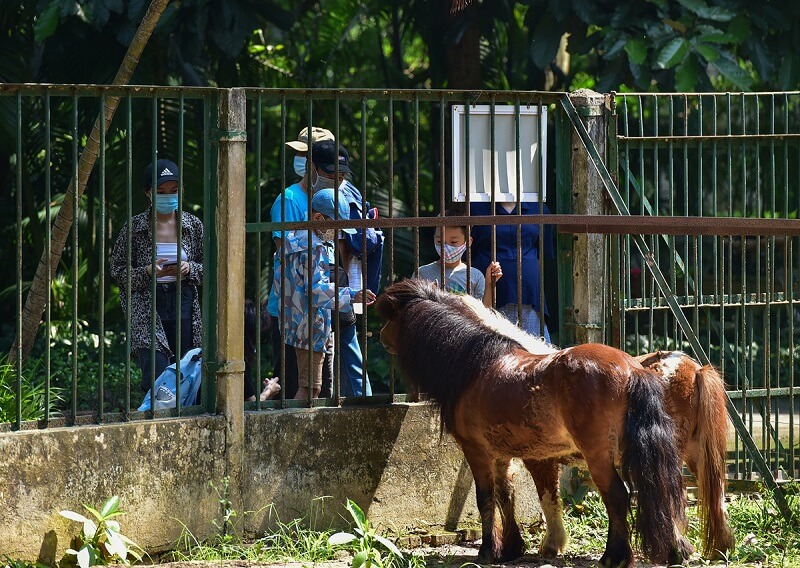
xmin=100 ymin=495 xmax=120 ymax=518
xmin=656 ymin=37 xmax=688 ymax=69
xmin=76 ymin=547 xmax=90 ymax=568
xmin=328 ymin=532 xmax=358 ymax=545
xmin=352 ymin=550 xmax=368 ymax=568
xmin=82 ymin=519 xmax=97 ymax=539
xmin=374 ymin=533 xmax=403 ymax=557
xmin=346 ymin=499 xmax=367 ymax=527
xmin=60 ymin=510 xmax=89 ymax=524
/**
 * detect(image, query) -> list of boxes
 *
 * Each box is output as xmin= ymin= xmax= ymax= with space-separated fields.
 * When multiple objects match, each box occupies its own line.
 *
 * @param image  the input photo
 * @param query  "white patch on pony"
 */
xmin=458 ymin=294 xmax=557 ymax=355
xmin=654 ymin=351 xmax=686 ymax=380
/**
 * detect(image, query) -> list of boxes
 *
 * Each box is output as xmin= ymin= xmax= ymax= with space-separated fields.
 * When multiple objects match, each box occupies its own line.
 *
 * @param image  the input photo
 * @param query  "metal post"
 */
xmin=569 ymin=89 xmax=607 ymax=345
xmin=215 ymin=88 xmax=247 ymax=516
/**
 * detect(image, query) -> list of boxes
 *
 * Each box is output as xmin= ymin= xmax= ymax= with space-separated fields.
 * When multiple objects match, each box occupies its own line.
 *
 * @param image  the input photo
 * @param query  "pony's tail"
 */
xmin=621 ymin=369 xmax=686 ymax=564
xmin=693 ymin=365 xmax=735 ymax=558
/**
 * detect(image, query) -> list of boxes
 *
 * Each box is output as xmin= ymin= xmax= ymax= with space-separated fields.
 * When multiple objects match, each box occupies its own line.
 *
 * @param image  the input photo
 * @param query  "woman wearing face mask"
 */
xmin=110 ymin=159 xmax=204 ymax=393
xmin=415 ymin=209 xmax=502 ymax=308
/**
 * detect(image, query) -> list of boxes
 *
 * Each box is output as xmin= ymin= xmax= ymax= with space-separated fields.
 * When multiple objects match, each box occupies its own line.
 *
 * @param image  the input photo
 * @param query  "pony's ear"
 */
xmin=375 ymin=290 xmax=400 ymax=321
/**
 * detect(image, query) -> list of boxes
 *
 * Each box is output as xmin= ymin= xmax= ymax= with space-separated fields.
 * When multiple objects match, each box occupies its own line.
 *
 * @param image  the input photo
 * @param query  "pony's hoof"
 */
xmin=477 ymin=542 xmax=494 ymax=563
xmin=599 ymin=552 xmax=634 ymax=568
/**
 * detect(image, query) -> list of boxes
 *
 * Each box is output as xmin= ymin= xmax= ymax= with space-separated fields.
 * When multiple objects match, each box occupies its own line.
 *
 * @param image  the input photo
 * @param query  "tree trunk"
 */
xmin=11 ymin=0 xmax=171 ymax=365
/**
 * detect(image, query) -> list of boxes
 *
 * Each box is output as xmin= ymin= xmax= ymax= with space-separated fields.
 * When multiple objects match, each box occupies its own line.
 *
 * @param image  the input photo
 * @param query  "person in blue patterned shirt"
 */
xmin=272 ymin=187 xmax=376 ymax=399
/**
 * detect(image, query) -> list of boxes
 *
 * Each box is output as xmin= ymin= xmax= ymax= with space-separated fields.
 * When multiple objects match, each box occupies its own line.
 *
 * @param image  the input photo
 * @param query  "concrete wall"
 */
xmin=1 ymin=404 xmax=541 ymax=562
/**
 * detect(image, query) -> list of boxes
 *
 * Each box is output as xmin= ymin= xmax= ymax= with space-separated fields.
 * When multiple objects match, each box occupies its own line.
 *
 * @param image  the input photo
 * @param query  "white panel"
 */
xmin=452 ymin=104 xmax=547 ymax=203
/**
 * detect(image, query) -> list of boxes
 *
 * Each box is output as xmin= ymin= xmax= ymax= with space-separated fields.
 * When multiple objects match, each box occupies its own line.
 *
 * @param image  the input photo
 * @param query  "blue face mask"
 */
xmin=155 ymin=193 xmax=179 ymax=214
xmin=293 ymin=156 xmax=307 ymax=177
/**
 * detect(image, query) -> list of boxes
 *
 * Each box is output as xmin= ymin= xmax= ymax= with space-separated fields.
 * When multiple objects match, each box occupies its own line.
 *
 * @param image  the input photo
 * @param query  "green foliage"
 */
xmin=170 ymin=496 xmax=340 ymax=563
xmin=560 ymin=482 xmax=800 ymax=566
xmin=0 ymin=353 xmax=63 ymax=424
xmin=328 ymin=499 xmax=413 ymax=568
xmin=1 ymin=555 xmax=49 ymax=568
xmin=59 ymin=496 xmax=144 ymax=568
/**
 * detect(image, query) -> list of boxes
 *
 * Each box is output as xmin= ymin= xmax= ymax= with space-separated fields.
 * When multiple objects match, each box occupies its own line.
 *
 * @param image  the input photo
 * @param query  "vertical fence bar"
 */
xmin=98 ymin=94 xmax=106 ymax=422
xmin=202 ymin=91 xmax=219 ymax=413
xmin=148 ymin=98 xmax=158 ymax=413
xmin=489 ymin=95 xmax=497 ymax=308
xmin=305 ymin=96 xmax=313 ymax=402
xmin=44 ymin=92 xmax=52 ymax=424
xmin=176 ymin=93 xmax=185 ymax=413
xmin=387 ymin=94 xmax=396 ymax=398
xmin=15 ymin=91 xmax=22 ymax=429
xmin=278 ymin=93 xmax=287 ymax=405
xmin=125 ymin=95 xmax=133 ymax=413
xmin=360 ymin=96 xmax=368 ymax=400
xmin=71 ymin=92 xmax=79 ymax=424
xmin=254 ymin=94 xmax=262 ymax=408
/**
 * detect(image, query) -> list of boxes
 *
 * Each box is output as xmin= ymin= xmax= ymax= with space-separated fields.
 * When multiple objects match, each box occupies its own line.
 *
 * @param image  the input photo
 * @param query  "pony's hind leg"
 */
xmin=494 ymin=458 xmax=526 ymax=562
xmin=583 ymin=454 xmax=634 ymax=568
xmin=524 ymin=458 xmax=568 ymax=556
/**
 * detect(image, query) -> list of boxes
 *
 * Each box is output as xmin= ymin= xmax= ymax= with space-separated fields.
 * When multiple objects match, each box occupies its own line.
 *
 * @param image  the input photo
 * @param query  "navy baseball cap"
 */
xmin=143 ymin=159 xmax=180 ymax=190
xmin=311 ymin=140 xmax=352 ymax=175
xmin=311 ymin=188 xmax=356 ymax=234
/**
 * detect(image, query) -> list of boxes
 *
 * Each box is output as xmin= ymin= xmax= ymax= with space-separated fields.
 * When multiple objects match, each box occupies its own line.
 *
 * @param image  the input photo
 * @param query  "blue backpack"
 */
xmin=340 ymin=181 xmax=384 ymax=292
xmin=138 ymin=347 xmax=203 ymax=411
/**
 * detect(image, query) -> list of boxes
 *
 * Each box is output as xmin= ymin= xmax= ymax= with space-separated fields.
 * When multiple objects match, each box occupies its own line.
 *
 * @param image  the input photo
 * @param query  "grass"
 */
xmin=557 ymin=483 xmax=800 ymax=567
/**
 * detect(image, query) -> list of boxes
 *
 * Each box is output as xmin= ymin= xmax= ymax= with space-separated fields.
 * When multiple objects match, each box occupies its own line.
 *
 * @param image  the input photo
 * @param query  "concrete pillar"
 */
xmin=569 ymin=89 xmax=607 ymax=345
xmin=215 ymin=88 xmax=247 ymax=515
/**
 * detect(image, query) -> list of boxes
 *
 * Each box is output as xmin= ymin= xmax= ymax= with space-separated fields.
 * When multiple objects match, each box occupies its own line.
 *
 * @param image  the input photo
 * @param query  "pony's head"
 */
xmin=376 ymin=278 xmax=459 ymax=355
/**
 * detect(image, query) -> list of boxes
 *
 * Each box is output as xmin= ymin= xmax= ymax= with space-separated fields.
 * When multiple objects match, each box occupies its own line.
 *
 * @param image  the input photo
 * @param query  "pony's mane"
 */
xmin=377 ymin=278 xmax=525 ymax=432
xmin=458 ymin=294 xmax=557 ymax=355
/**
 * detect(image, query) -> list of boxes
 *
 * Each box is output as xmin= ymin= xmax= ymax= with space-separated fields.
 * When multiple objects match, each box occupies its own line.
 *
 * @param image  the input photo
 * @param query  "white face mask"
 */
xmin=293 ymin=156 xmax=307 ymax=177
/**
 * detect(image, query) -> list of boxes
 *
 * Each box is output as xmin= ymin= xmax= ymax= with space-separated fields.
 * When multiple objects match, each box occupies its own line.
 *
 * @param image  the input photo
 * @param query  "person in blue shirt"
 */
xmin=272 ymin=188 xmax=376 ymax=399
xmin=267 ymin=126 xmax=335 ymax=398
xmin=469 ymin=201 xmax=555 ymax=341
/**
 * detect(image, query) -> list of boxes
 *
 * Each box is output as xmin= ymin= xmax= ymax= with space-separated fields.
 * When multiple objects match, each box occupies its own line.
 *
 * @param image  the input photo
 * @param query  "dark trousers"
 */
xmin=270 ymin=324 xmax=332 ymax=398
xmin=137 ymin=283 xmax=194 ymax=392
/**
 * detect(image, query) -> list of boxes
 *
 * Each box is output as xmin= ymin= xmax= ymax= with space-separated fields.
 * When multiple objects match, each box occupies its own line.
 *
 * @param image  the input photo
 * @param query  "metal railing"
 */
xmin=3 ymin=86 xmax=798 ymax=507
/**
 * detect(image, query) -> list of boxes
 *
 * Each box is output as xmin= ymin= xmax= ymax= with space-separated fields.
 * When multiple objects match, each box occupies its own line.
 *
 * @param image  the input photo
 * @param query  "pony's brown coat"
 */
xmin=377 ymin=279 xmax=688 ymax=567
xmin=636 ymin=351 xmax=735 ymax=558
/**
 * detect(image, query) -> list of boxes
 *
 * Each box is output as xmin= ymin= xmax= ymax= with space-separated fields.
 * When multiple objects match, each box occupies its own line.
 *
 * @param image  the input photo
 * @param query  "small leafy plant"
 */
xmin=59 ymin=496 xmax=143 ymax=568
xmin=328 ymin=499 xmax=406 ymax=568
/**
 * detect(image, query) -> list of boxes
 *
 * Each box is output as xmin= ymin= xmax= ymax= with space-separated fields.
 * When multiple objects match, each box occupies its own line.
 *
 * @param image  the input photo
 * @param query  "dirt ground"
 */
xmin=149 ymin=542 xmax=760 ymax=568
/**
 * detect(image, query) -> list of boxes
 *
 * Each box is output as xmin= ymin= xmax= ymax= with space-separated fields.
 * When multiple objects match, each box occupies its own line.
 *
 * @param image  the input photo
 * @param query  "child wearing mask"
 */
xmin=415 ymin=210 xmax=502 ymax=308
xmin=271 ymin=187 xmax=376 ymax=399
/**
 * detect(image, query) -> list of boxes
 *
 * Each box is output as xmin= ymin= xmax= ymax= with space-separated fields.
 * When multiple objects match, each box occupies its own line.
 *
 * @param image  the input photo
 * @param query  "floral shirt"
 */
xmin=272 ymin=230 xmax=355 ymax=353
xmin=109 ymin=209 xmax=204 ymax=357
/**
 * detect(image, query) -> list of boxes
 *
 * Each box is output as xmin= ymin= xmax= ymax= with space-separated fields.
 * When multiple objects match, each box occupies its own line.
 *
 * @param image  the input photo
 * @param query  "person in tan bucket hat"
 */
xmin=285 ymin=126 xmax=335 ymax=153
xmin=266 ymin=126 xmax=337 ymax=399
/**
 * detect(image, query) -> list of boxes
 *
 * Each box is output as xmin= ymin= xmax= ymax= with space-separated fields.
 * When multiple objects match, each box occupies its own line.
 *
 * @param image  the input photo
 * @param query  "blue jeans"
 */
xmin=138 ymin=283 xmax=194 ymax=392
xmin=338 ymin=323 xmax=372 ymax=397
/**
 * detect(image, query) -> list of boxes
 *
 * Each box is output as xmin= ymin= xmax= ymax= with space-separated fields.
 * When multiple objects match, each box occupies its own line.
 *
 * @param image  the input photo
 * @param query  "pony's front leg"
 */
xmin=524 ymin=458 xmax=568 ymax=556
xmin=461 ymin=447 xmax=502 ymax=562
xmin=494 ymin=458 xmax=525 ymax=561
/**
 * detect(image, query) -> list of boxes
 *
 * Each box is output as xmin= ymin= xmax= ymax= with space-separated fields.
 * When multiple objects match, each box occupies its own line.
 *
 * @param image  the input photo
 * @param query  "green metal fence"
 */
xmin=2 ymin=84 xmax=218 ymax=428
xmin=608 ymin=92 xmax=800 ymax=482
xmin=3 ymin=85 xmax=798 ymax=513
